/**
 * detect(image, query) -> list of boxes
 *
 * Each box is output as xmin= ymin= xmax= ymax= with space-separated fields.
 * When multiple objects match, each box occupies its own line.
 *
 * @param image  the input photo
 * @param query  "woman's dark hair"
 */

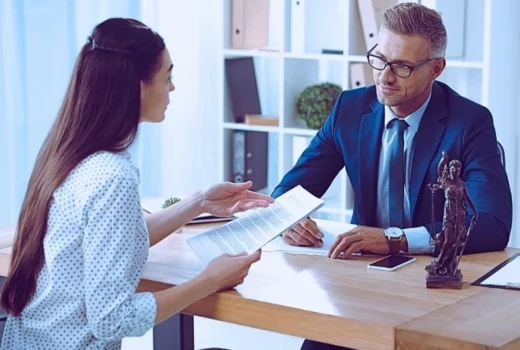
xmin=1 ymin=18 xmax=165 ymax=316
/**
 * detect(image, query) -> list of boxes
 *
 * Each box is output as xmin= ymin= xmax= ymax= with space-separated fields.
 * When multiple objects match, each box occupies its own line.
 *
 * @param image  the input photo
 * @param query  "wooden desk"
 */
xmin=0 ymin=224 xmax=519 ymax=350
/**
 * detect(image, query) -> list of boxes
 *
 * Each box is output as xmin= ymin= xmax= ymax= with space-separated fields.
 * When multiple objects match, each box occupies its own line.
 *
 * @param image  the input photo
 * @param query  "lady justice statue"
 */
xmin=425 ymin=152 xmax=478 ymax=289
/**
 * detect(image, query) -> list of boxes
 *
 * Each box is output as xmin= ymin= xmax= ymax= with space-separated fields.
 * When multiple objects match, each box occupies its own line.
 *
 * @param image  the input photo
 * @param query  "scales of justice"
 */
xmin=425 ymin=151 xmax=478 ymax=289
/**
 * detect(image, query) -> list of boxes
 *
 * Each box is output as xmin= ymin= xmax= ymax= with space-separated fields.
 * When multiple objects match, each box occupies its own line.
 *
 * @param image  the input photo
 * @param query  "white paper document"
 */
xmin=186 ymin=185 xmax=325 ymax=265
xmin=262 ymin=219 xmax=357 ymax=255
xmin=479 ymin=254 xmax=520 ymax=288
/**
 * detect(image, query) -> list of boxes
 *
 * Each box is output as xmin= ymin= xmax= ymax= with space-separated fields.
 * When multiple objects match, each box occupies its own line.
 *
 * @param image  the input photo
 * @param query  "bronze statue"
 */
xmin=425 ymin=152 xmax=478 ymax=289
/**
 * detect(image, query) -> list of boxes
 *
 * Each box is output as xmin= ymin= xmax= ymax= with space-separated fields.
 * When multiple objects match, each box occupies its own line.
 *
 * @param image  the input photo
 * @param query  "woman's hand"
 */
xmin=200 ymin=250 xmax=262 ymax=292
xmin=199 ymin=181 xmax=274 ymax=217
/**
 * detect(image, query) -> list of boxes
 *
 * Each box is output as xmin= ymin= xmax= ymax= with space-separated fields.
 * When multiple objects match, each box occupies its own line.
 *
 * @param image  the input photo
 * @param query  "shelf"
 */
xmin=223 ymin=49 xmax=484 ymax=69
xmin=284 ymin=52 xmax=347 ymax=61
xmin=347 ymin=55 xmax=484 ymax=69
xmin=222 ymin=122 xmax=280 ymax=133
xmin=222 ymin=48 xmax=282 ymax=58
xmin=282 ymin=127 xmax=318 ymax=137
xmin=445 ymin=60 xmax=483 ymax=69
xmin=347 ymin=55 xmax=367 ymax=63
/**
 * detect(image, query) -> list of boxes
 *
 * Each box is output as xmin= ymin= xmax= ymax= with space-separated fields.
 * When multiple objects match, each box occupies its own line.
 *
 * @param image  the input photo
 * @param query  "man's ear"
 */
xmin=432 ymin=58 xmax=446 ymax=80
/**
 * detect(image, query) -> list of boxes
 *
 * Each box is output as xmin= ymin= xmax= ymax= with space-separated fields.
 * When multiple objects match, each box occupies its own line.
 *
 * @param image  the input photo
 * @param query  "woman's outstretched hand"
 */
xmin=199 ymin=181 xmax=275 ymax=217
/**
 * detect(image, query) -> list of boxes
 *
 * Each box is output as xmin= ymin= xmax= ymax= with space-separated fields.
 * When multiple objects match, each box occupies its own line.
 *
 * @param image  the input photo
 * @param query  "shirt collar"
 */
xmin=384 ymin=92 xmax=432 ymax=133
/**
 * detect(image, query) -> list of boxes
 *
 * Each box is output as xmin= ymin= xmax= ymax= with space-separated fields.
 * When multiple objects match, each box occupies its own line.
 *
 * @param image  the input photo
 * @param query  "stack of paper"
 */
xmin=186 ymin=185 xmax=325 ymax=265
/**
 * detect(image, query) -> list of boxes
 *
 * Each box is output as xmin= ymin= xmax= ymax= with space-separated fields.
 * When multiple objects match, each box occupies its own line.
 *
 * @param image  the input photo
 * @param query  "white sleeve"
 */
xmin=403 ymin=226 xmax=435 ymax=255
xmin=82 ymin=175 xmax=156 ymax=342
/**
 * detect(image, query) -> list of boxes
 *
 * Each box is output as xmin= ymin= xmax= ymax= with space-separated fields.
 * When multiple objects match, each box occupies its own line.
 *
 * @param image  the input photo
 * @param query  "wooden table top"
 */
xmin=0 ymin=223 xmax=518 ymax=349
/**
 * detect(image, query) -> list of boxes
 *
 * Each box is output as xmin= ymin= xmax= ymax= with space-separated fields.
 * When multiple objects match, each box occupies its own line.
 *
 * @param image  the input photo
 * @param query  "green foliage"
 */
xmin=162 ymin=197 xmax=181 ymax=209
xmin=296 ymin=82 xmax=342 ymax=129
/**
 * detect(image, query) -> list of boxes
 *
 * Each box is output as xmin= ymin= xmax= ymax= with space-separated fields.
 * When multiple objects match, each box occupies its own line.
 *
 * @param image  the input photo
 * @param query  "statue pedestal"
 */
xmin=426 ymin=269 xmax=463 ymax=289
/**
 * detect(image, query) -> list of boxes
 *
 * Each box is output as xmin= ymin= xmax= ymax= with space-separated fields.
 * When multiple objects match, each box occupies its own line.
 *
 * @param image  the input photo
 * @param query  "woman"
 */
xmin=0 ymin=18 xmax=273 ymax=349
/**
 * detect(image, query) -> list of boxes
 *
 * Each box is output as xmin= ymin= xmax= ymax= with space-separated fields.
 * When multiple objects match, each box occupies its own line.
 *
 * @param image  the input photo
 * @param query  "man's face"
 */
xmin=371 ymin=27 xmax=443 ymax=111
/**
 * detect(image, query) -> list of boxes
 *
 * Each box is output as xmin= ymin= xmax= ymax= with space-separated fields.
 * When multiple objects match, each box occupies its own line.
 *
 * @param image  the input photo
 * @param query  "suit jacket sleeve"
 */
xmin=427 ymin=108 xmax=512 ymax=255
xmin=271 ymin=92 xmax=346 ymax=199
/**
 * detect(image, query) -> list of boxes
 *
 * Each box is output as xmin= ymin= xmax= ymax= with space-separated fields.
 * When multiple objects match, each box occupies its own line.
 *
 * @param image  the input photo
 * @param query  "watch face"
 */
xmin=385 ymin=228 xmax=402 ymax=238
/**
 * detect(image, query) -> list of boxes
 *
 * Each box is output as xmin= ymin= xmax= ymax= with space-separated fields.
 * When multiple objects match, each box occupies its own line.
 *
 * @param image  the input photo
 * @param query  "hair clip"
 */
xmin=86 ymin=36 xmax=132 ymax=55
xmin=87 ymin=36 xmax=97 ymax=50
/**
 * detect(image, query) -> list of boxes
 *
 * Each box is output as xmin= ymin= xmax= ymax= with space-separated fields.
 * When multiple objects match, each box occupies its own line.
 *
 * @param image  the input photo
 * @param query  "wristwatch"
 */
xmin=384 ymin=227 xmax=405 ymax=254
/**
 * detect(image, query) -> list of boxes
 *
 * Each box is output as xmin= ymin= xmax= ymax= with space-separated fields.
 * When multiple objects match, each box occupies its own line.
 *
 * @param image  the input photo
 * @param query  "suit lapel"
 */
xmin=409 ymin=83 xmax=448 ymax=219
xmin=358 ymin=101 xmax=384 ymax=225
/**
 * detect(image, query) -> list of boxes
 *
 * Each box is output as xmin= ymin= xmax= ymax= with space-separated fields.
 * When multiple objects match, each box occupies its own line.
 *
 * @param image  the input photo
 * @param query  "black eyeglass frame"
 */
xmin=366 ymin=44 xmax=440 ymax=78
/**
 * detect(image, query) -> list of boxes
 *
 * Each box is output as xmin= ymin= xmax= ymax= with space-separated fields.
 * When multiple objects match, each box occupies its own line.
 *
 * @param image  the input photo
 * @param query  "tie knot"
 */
xmin=389 ymin=118 xmax=408 ymax=134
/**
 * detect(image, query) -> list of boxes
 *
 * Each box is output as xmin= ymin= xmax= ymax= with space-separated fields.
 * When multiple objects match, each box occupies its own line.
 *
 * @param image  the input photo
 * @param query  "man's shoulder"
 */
xmin=338 ymin=85 xmax=377 ymax=106
xmin=435 ymin=81 xmax=490 ymax=117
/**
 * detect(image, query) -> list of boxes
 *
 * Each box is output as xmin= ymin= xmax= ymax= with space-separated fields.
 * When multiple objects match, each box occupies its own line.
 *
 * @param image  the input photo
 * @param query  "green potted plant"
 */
xmin=296 ymin=82 xmax=342 ymax=129
xmin=162 ymin=196 xmax=181 ymax=209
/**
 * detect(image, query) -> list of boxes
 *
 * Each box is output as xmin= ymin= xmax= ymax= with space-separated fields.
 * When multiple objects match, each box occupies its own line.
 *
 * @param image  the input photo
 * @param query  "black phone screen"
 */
xmin=369 ymin=255 xmax=414 ymax=268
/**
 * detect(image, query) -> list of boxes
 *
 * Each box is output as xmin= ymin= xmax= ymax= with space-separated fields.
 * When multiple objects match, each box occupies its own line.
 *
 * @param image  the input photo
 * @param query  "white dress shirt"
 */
xmin=376 ymin=94 xmax=435 ymax=255
xmin=1 ymin=151 xmax=157 ymax=350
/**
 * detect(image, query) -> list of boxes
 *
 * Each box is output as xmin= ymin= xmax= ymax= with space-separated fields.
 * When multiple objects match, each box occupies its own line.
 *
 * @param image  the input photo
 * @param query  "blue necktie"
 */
xmin=388 ymin=119 xmax=408 ymax=227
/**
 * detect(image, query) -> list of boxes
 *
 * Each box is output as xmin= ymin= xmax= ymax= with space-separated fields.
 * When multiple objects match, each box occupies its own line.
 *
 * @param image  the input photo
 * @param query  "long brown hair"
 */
xmin=1 ymin=18 xmax=165 ymax=316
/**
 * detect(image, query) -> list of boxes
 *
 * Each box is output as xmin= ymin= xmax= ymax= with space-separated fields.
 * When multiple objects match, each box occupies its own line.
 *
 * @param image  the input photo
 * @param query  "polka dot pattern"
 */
xmin=1 ymin=151 xmax=157 ymax=349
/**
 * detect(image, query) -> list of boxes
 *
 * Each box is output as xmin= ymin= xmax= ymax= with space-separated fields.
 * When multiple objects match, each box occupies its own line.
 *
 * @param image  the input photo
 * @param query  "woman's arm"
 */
xmin=152 ymin=250 xmax=261 ymax=324
xmin=146 ymin=182 xmax=274 ymax=247
xmin=152 ymin=274 xmax=213 ymax=323
xmin=145 ymin=191 xmax=203 ymax=247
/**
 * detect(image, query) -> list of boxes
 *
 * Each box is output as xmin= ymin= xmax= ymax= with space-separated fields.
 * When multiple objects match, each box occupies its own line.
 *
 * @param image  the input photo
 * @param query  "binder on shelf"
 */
xmin=225 ymin=57 xmax=261 ymax=123
xmin=290 ymin=0 xmax=305 ymax=53
xmin=230 ymin=130 xmax=268 ymax=192
xmin=350 ymin=63 xmax=373 ymax=89
xmin=357 ymin=0 xmax=397 ymax=51
xmin=231 ymin=0 xmax=270 ymax=49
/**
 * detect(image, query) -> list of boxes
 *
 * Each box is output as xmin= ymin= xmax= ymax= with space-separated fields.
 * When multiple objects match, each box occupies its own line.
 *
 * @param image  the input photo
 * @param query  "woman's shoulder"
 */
xmin=58 ymin=150 xmax=140 ymax=200
xmin=51 ymin=151 xmax=141 ymax=224
xmin=74 ymin=150 xmax=138 ymax=183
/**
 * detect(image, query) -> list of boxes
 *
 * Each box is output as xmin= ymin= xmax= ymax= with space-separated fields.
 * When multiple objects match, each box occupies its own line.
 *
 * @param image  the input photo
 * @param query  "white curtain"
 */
xmin=0 ymin=0 xmax=221 ymax=227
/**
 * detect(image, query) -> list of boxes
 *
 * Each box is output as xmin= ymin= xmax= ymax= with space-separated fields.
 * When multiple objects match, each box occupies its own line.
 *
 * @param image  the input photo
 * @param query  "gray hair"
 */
xmin=381 ymin=2 xmax=447 ymax=58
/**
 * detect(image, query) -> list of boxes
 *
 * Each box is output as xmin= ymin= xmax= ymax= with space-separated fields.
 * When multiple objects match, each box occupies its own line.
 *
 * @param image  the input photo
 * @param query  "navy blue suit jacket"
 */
xmin=272 ymin=81 xmax=512 ymax=255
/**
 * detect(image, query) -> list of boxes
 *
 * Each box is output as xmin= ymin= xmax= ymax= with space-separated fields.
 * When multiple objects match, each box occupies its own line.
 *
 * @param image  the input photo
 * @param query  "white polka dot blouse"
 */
xmin=1 ymin=151 xmax=157 ymax=350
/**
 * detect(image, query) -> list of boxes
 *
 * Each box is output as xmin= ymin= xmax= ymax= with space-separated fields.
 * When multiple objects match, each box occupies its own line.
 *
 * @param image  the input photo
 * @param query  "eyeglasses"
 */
xmin=366 ymin=44 xmax=439 ymax=78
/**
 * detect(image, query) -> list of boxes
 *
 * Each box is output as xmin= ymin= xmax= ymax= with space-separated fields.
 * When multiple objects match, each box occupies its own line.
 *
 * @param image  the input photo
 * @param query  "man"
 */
xmin=271 ymin=3 xmax=512 ymax=350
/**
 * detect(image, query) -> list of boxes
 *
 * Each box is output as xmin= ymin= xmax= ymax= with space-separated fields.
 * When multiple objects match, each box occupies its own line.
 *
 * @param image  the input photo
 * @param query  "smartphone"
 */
xmin=367 ymin=254 xmax=416 ymax=271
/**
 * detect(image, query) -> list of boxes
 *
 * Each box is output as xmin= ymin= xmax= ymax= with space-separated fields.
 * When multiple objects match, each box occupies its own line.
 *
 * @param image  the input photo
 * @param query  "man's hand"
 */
xmin=328 ymin=226 xmax=391 ymax=259
xmin=282 ymin=218 xmax=323 ymax=247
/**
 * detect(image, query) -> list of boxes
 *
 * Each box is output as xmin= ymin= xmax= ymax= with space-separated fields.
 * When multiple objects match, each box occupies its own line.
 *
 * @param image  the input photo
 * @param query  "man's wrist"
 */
xmin=400 ymin=233 xmax=409 ymax=252
xmin=383 ymin=227 xmax=407 ymax=254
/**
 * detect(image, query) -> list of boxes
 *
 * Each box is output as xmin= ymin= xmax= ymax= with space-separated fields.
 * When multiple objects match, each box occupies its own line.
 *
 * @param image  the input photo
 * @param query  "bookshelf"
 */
xmin=217 ymin=0 xmax=492 ymax=223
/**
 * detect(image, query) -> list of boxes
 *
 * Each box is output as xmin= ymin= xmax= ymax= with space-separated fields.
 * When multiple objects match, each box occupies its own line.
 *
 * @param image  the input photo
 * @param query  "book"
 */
xmin=186 ymin=185 xmax=325 ymax=265
xmin=244 ymin=114 xmax=279 ymax=126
